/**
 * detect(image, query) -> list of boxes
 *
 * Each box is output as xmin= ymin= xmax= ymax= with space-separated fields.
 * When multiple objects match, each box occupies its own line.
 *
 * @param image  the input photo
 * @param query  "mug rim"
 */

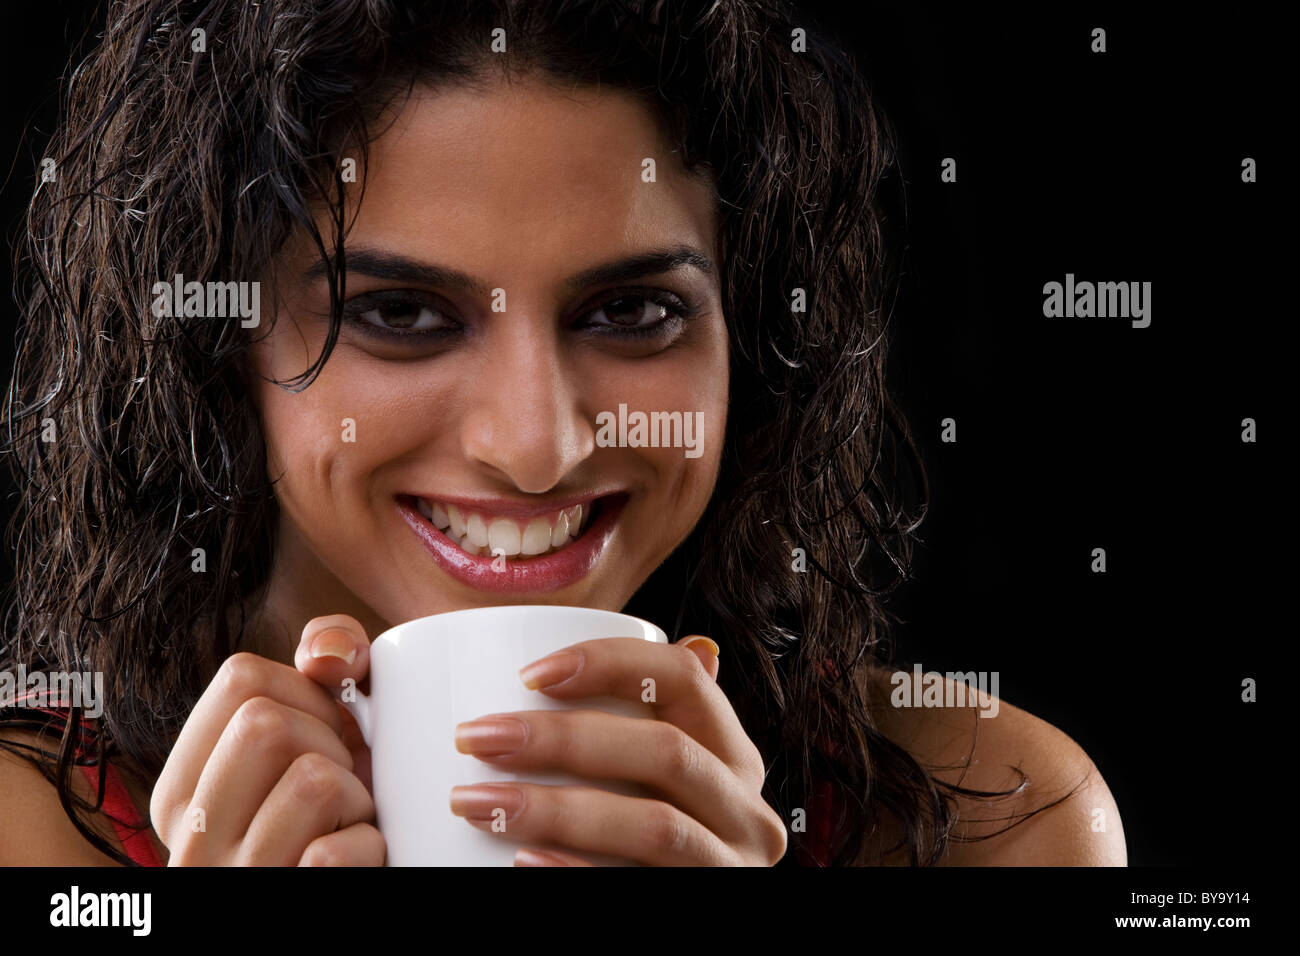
xmin=372 ymin=604 xmax=668 ymax=649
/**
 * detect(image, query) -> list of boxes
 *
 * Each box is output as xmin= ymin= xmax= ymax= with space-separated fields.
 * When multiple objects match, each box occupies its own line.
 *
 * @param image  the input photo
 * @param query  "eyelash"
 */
xmin=576 ymin=287 xmax=698 ymax=339
xmin=340 ymin=287 xmax=697 ymax=343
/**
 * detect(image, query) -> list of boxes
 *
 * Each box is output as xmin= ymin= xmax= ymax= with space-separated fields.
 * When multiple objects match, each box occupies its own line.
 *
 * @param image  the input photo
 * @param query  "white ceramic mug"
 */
xmin=341 ymin=604 xmax=667 ymax=866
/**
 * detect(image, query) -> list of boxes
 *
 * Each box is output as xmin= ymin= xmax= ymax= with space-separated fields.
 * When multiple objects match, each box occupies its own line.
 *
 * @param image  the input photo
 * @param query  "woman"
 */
xmin=0 ymin=0 xmax=1124 ymax=866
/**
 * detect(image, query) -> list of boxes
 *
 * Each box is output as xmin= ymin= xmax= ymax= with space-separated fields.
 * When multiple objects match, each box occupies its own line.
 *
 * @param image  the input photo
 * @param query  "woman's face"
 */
xmin=248 ymin=74 xmax=728 ymax=640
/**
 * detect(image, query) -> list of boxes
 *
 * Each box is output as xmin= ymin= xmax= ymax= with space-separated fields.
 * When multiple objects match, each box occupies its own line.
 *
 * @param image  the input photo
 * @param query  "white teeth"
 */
xmin=447 ymin=504 xmax=467 ymax=538
xmin=522 ymin=517 xmax=552 ymax=555
xmin=416 ymin=496 xmax=605 ymax=560
xmin=487 ymin=519 xmax=522 ymax=556
xmin=466 ymin=513 xmax=488 ymax=549
xmin=550 ymin=511 xmax=570 ymax=548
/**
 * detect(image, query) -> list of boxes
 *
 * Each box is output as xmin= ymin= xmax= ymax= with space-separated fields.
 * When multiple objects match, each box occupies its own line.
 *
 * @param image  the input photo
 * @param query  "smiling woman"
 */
xmin=0 ymin=0 xmax=1123 ymax=867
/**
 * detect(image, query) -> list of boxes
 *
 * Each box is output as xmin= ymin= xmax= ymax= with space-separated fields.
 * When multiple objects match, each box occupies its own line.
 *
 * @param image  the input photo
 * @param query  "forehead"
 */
xmin=345 ymin=76 xmax=717 ymax=277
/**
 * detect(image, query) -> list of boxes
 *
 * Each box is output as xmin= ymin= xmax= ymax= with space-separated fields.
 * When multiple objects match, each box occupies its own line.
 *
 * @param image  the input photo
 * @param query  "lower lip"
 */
xmin=397 ymin=495 xmax=626 ymax=594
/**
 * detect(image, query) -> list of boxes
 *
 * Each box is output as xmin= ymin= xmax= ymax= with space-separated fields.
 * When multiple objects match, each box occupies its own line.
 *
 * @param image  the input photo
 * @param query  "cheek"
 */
xmin=587 ymin=337 xmax=728 ymax=516
xmin=253 ymin=339 xmax=441 ymax=524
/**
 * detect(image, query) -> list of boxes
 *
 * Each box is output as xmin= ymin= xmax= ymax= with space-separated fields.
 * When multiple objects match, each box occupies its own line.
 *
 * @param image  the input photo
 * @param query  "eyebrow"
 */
xmin=301 ymin=244 xmax=714 ymax=297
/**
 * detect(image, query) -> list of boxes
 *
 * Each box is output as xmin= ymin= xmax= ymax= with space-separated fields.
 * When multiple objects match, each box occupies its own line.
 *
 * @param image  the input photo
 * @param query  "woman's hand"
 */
xmin=450 ymin=636 xmax=788 ymax=866
xmin=150 ymin=615 xmax=383 ymax=865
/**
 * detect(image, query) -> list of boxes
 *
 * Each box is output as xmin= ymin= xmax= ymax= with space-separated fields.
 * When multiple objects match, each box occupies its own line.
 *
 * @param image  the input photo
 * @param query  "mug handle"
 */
xmin=340 ymin=682 xmax=373 ymax=746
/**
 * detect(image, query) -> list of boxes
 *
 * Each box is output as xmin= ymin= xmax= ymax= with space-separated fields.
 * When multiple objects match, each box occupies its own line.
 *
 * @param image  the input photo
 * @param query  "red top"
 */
xmin=793 ymin=774 xmax=841 ymax=866
xmin=792 ymin=727 xmax=852 ymax=866
xmin=13 ymin=699 xmax=162 ymax=866
xmin=794 ymin=658 xmax=852 ymax=866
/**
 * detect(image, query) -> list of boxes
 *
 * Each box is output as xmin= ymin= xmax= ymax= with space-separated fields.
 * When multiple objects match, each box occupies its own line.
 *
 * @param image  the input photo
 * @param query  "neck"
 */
xmin=239 ymin=520 xmax=389 ymax=666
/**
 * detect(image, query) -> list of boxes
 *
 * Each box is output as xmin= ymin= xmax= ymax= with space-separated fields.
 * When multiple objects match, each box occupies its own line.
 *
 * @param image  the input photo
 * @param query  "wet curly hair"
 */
xmin=1 ymin=0 xmax=1044 ymax=866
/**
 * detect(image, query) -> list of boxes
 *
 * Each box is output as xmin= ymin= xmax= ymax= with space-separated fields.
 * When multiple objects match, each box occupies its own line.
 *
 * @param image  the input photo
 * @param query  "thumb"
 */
xmin=294 ymin=613 xmax=372 ymax=698
xmin=295 ymin=614 xmax=374 ymax=794
xmin=678 ymin=635 xmax=720 ymax=682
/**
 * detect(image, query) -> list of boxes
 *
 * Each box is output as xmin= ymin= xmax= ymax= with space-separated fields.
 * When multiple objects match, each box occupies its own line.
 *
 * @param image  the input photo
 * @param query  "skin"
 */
xmin=0 ymin=73 xmax=1126 ymax=867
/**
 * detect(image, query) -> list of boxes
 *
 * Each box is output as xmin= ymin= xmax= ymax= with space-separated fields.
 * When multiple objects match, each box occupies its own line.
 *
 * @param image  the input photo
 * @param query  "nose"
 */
xmin=458 ymin=319 xmax=596 ymax=493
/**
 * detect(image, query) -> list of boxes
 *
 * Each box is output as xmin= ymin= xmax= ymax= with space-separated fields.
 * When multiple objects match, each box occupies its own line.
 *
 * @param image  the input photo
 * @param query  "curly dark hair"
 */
xmin=1 ymin=0 xmax=1051 ymax=866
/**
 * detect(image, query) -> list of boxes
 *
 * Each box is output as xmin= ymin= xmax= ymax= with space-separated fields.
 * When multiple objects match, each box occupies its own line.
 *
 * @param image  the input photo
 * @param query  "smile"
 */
xmin=414 ymin=497 xmax=595 ymax=559
xmin=396 ymin=492 xmax=628 ymax=593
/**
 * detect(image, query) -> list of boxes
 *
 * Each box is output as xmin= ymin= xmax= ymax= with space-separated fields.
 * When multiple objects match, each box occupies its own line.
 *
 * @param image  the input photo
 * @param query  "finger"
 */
xmin=295 ymin=616 xmax=374 ymax=792
xmin=300 ymin=822 xmax=387 ymax=867
xmin=238 ymin=753 xmax=375 ymax=865
xmin=518 ymin=637 xmax=763 ymax=784
xmin=679 ymin=636 xmax=721 ymax=682
xmin=449 ymin=783 xmax=737 ymax=866
xmin=457 ymin=708 xmax=760 ymax=845
xmin=514 ymin=847 xmax=595 ymax=867
xmin=152 ymin=653 xmax=344 ymax=842
xmin=179 ymin=697 xmax=355 ymax=855
xmin=294 ymin=614 xmax=372 ymax=699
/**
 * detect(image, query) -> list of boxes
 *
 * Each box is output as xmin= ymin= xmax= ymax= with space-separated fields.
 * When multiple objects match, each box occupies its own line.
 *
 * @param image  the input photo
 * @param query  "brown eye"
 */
xmin=343 ymin=290 xmax=462 ymax=340
xmin=600 ymin=296 xmax=667 ymax=328
xmin=356 ymin=300 xmax=450 ymax=332
xmin=581 ymin=290 xmax=695 ymax=338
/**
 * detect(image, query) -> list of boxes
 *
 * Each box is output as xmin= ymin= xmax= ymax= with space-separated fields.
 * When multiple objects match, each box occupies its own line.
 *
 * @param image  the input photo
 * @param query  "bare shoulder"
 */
xmin=0 ymin=727 xmax=130 ymax=865
xmin=861 ymin=666 xmax=1127 ymax=866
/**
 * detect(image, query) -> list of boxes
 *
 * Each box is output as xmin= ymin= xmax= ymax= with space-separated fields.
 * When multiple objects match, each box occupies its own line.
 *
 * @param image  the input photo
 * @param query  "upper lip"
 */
xmin=398 ymin=489 xmax=625 ymax=520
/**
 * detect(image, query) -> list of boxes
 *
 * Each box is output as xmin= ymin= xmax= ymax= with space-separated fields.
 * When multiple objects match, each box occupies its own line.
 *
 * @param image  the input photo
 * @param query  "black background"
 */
xmin=0 ymin=2 xmax=1279 ymax=868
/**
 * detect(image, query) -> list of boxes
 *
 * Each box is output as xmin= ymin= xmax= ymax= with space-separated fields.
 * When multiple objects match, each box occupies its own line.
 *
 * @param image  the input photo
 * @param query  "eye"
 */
xmin=343 ymin=290 xmax=460 ymax=338
xmin=581 ymin=289 xmax=695 ymax=338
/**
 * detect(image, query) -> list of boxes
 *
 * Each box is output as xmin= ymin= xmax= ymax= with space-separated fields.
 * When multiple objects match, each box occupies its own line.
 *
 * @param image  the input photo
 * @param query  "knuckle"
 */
xmin=286 ymin=752 xmax=343 ymax=805
xmin=297 ymin=827 xmax=377 ymax=868
xmin=677 ymin=642 xmax=709 ymax=678
xmin=656 ymin=723 xmax=697 ymax=778
xmin=358 ymin=823 xmax=387 ymax=863
xmin=645 ymin=804 xmax=689 ymax=856
xmin=215 ymin=652 xmax=266 ymax=699
xmin=298 ymin=824 xmax=386 ymax=867
xmin=679 ymin=652 xmax=718 ymax=700
xmin=547 ymin=712 xmax=581 ymax=763
xmin=511 ymin=784 xmax=553 ymax=831
xmin=232 ymin=695 xmax=289 ymax=747
xmin=300 ymin=835 xmax=349 ymax=867
xmin=738 ymin=745 xmax=768 ymax=788
xmin=760 ymin=804 xmax=788 ymax=863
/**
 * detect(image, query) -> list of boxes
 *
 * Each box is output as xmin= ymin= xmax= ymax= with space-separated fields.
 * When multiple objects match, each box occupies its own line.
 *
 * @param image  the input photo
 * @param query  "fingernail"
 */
xmin=680 ymin=636 xmax=720 ymax=658
xmin=515 ymin=848 xmax=569 ymax=867
xmin=455 ymin=717 xmax=528 ymax=755
xmin=449 ymin=785 xmax=524 ymax=821
xmin=309 ymin=628 xmax=358 ymax=665
xmin=518 ymin=650 xmax=582 ymax=690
